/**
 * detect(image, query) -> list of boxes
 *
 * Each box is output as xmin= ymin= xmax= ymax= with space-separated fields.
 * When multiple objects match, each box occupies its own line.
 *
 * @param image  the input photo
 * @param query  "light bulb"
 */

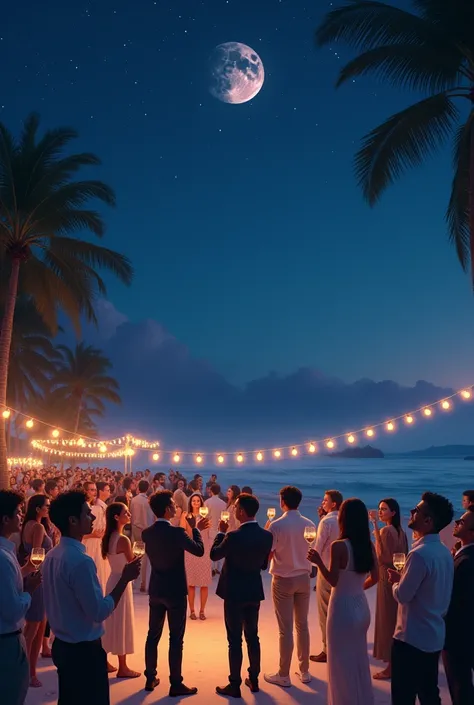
xmin=152 ymin=452 xmax=160 ymax=461
xmin=326 ymin=440 xmax=335 ymax=449
xmin=291 ymin=447 xmax=298 ymax=456
xmin=77 ymin=438 xmax=85 ymax=447
xmin=196 ymin=454 xmax=203 ymax=464
xmin=441 ymin=400 xmax=451 ymax=410
xmin=52 ymin=429 xmax=60 ymax=438
xmin=217 ymin=454 xmax=224 ymax=464
xmin=347 ymin=435 xmax=355 ymax=444
xmin=2 ymin=409 xmax=10 ymax=419
xmin=25 ymin=418 xmax=34 ymax=429
xmin=256 ymin=451 xmax=263 ymax=461
xmin=173 ymin=453 xmax=180 ymax=463
xmin=423 ymin=408 xmax=432 ymax=417
xmin=236 ymin=453 xmax=244 ymax=463
xmin=386 ymin=422 xmax=395 ymax=432
xmin=274 ymin=450 xmax=281 ymax=459
xmin=405 ymin=415 xmax=414 ymax=424
xmin=461 ymin=390 xmax=471 ymax=400
xmin=308 ymin=443 xmax=316 ymax=453
xmin=99 ymin=444 xmax=107 ymax=453
xmin=366 ymin=429 xmax=374 ymax=438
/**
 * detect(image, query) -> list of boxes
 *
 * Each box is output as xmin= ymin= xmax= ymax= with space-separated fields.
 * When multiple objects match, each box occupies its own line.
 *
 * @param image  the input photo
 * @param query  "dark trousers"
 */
xmin=145 ymin=596 xmax=187 ymax=686
xmin=391 ymin=638 xmax=441 ymax=705
xmin=442 ymin=648 xmax=474 ymax=705
xmin=224 ymin=600 xmax=261 ymax=687
xmin=52 ymin=637 xmax=109 ymax=705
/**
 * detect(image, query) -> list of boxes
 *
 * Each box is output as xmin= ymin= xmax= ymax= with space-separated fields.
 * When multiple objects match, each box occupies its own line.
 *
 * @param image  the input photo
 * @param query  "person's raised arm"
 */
xmin=209 ymin=526 xmax=230 ymax=561
xmin=177 ymin=517 xmax=207 ymax=557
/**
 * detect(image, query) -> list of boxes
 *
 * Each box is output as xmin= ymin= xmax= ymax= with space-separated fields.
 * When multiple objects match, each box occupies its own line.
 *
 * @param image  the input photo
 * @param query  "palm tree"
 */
xmin=0 ymin=113 xmax=133 ymax=486
xmin=316 ymin=1 xmax=474 ymax=278
xmin=49 ymin=342 xmax=121 ymax=435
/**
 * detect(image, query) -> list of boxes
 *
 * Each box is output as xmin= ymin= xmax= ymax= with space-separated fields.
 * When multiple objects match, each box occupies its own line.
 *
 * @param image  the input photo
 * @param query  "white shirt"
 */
xmin=315 ymin=510 xmax=339 ymax=567
xmin=43 ymin=537 xmax=115 ymax=643
xmin=0 ymin=536 xmax=31 ymax=634
xmin=393 ymin=533 xmax=454 ymax=652
xmin=130 ymin=493 xmax=154 ymax=531
xmin=205 ymin=494 xmax=227 ymax=534
xmin=269 ymin=510 xmax=316 ymax=578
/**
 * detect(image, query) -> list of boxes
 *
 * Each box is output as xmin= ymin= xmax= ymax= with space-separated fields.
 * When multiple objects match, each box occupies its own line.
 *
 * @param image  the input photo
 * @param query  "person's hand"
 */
xmin=387 ymin=569 xmax=401 ymax=584
xmin=368 ymin=510 xmax=377 ymax=523
xmin=307 ymin=548 xmax=321 ymax=565
xmin=25 ymin=570 xmax=42 ymax=595
xmin=317 ymin=505 xmax=327 ymax=519
xmin=197 ymin=517 xmax=210 ymax=532
xmin=121 ymin=557 xmax=141 ymax=583
xmin=218 ymin=520 xmax=229 ymax=533
xmin=186 ymin=515 xmax=196 ymax=529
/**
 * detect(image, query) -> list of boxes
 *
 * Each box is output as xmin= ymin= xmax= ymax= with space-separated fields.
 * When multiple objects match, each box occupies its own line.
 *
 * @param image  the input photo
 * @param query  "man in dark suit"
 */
xmin=210 ymin=493 xmax=273 ymax=698
xmin=442 ymin=506 xmax=474 ymax=705
xmin=142 ymin=490 xmax=209 ymax=697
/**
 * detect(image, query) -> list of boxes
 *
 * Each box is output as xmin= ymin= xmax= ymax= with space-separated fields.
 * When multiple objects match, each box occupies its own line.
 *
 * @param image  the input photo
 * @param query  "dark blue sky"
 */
xmin=3 ymin=0 xmax=474 ymax=393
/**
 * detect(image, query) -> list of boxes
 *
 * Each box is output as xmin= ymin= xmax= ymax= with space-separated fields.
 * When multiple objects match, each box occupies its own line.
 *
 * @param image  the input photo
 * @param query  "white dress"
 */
xmin=326 ymin=539 xmax=374 ymax=705
xmin=83 ymin=500 xmax=110 ymax=594
xmin=102 ymin=533 xmax=135 ymax=655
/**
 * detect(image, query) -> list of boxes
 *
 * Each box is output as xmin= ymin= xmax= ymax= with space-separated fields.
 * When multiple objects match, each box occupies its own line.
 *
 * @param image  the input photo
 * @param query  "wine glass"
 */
xmin=304 ymin=526 xmax=317 ymax=544
xmin=267 ymin=507 xmax=276 ymax=521
xmin=221 ymin=510 xmax=230 ymax=522
xmin=199 ymin=506 xmax=209 ymax=519
xmin=393 ymin=552 xmax=406 ymax=572
xmin=30 ymin=547 xmax=45 ymax=569
xmin=132 ymin=541 xmax=145 ymax=558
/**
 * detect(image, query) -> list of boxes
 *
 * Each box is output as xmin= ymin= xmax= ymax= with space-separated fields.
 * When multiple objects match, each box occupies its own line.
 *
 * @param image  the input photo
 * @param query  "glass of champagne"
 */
xmin=393 ymin=552 xmax=406 ymax=572
xmin=199 ymin=506 xmax=209 ymax=519
xmin=304 ymin=526 xmax=317 ymax=544
xmin=221 ymin=510 xmax=230 ymax=522
xmin=132 ymin=541 xmax=145 ymax=558
xmin=30 ymin=547 xmax=45 ymax=569
xmin=267 ymin=507 xmax=276 ymax=521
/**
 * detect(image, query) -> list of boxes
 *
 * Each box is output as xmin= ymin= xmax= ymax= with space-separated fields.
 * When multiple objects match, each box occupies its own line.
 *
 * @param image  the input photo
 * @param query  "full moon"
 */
xmin=209 ymin=42 xmax=264 ymax=105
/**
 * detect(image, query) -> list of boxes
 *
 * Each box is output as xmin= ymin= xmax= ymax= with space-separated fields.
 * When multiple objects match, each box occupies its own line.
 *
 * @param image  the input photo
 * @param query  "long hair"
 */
xmin=22 ymin=494 xmax=50 ymax=541
xmin=338 ymin=498 xmax=374 ymax=574
xmin=187 ymin=492 xmax=204 ymax=514
xmin=101 ymin=502 xmax=126 ymax=559
xmin=380 ymin=497 xmax=403 ymax=534
xmin=227 ymin=485 xmax=241 ymax=508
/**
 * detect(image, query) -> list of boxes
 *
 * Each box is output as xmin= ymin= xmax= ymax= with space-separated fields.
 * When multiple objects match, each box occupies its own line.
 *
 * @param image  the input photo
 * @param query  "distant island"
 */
xmin=404 ymin=445 xmax=474 ymax=458
xmin=328 ymin=445 xmax=384 ymax=459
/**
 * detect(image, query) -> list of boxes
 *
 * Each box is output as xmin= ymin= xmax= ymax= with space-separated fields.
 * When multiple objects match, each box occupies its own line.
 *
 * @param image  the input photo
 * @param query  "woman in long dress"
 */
xmin=180 ymin=493 xmax=212 ymax=620
xmin=82 ymin=482 xmax=110 ymax=593
xmin=226 ymin=485 xmax=241 ymax=531
xmin=369 ymin=498 xmax=408 ymax=679
xmin=308 ymin=498 xmax=379 ymax=705
xmin=101 ymin=502 xmax=140 ymax=678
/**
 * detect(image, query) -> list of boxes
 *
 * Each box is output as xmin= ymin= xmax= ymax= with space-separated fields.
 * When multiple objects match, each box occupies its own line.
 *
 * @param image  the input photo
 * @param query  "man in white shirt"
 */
xmin=205 ymin=484 xmax=227 ymax=575
xmin=264 ymin=486 xmax=315 ymax=688
xmin=0 ymin=490 xmax=41 ymax=705
xmin=43 ymin=490 xmax=141 ymax=705
xmin=388 ymin=491 xmax=454 ymax=705
xmin=311 ymin=489 xmax=343 ymax=663
xmin=130 ymin=480 xmax=155 ymax=592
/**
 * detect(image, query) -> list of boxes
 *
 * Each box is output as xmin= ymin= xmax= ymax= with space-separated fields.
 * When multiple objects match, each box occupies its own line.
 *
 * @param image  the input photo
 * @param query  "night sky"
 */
xmin=3 ymin=0 xmax=474 ymax=445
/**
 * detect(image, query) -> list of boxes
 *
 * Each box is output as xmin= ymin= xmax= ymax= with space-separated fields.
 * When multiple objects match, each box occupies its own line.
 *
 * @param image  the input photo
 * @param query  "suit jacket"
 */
xmin=210 ymin=522 xmax=273 ymax=603
xmin=143 ymin=520 xmax=204 ymax=599
xmin=444 ymin=543 xmax=474 ymax=651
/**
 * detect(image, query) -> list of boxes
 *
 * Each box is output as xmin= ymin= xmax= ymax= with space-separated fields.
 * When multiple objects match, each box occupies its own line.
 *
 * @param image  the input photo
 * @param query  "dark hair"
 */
xmin=156 ymin=472 xmax=166 ymax=482
xmin=236 ymin=493 xmax=259 ymax=518
xmin=188 ymin=492 xmax=204 ymax=513
xmin=241 ymin=486 xmax=252 ymax=495
xmin=150 ymin=490 xmax=173 ymax=518
xmin=463 ymin=490 xmax=474 ymax=504
xmin=31 ymin=478 xmax=45 ymax=492
xmin=227 ymin=485 xmax=241 ymax=507
xmin=210 ymin=483 xmax=221 ymax=496
xmin=194 ymin=474 xmax=202 ymax=481
xmin=45 ymin=479 xmax=58 ymax=495
xmin=96 ymin=481 xmax=110 ymax=495
xmin=421 ymin=491 xmax=454 ymax=533
xmin=102 ymin=502 xmax=127 ymax=558
xmin=0 ymin=490 xmax=24 ymax=525
xmin=114 ymin=494 xmax=129 ymax=506
xmin=379 ymin=497 xmax=403 ymax=534
xmin=339 ymin=498 xmax=374 ymax=574
xmin=83 ymin=481 xmax=96 ymax=494
xmin=325 ymin=490 xmax=343 ymax=509
xmin=280 ymin=486 xmax=302 ymax=510
xmin=138 ymin=480 xmax=149 ymax=494
xmin=22 ymin=494 xmax=50 ymax=541
xmin=123 ymin=477 xmax=134 ymax=491
xmin=49 ymin=491 xmax=87 ymax=536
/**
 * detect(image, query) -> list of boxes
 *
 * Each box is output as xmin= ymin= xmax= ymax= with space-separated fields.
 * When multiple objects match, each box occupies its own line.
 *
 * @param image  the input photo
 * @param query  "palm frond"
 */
xmin=446 ymin=111 xmax=474 ymax=270
xmin=50 ymin=237 xmax=133 ymax=285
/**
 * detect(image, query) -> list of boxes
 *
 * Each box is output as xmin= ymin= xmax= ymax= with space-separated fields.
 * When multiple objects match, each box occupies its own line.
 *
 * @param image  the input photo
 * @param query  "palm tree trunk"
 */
xmin=470 ymin=128 xmax=474 ymax=286
xmin=0 ymin=259 xmax=21 ymax=489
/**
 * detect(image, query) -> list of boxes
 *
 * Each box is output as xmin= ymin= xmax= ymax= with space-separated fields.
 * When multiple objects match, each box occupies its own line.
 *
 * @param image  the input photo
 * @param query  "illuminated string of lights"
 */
xmin=2 ymin=385 xmax=473 ymax=465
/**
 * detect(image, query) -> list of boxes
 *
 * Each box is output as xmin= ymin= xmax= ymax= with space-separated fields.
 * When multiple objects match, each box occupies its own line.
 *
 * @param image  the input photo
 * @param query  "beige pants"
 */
xmin=0 ymin=633 xmax=29 ymax=705
xmin=272 ymin=573 xmax=311 ymax=677
xmin=316 ymin=572 xmax=332 ymax=653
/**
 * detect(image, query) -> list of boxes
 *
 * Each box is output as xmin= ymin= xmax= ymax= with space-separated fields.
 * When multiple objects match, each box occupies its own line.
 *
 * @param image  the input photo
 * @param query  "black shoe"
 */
xmin=216 ymin=684 xmax=242 ymax=698
xmin=169 ymin=684 xmax=198 ymax=697
xmin=145 ymin=677 xmax=160 ymax=691
xmin=245 ymin=678 xmax=259 ymax=693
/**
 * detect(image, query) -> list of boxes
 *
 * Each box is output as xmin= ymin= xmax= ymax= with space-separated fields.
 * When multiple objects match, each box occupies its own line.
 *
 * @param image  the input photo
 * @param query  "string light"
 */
xmin=51 ymin=429 xmax=60 ymax=438
xmin=441 ymin=400 xmax=451 ymax=410
xmin=291 ymin=447 xmax=298 ymax=456
xmin=423 ymin=408 xmax=432 ymax=417
xmin=308 ymin=443 xmax=316 ymax=453
xmin=347 ymin=435 xmax=355 ymax=444
xmin=386 ymin=422 xmax=395 ymax=432
xmin=236 ymin=453 xmax=244 ymax=463
xmin=152 ymin=453 xmax=160 ymax=462
xmin=2 ymin=409 xmax=11 ymax=419
xmin=274 ymin=450 xmax=281 ymax=459
xmin=366 ymin=429 xmax=374 ymax=438
xmin=25 ymin=419 xmax=34 ymax=429
xmin=461 ymin=390 xmax=472 ymax=400
xmin=8 ymin=457 xmax=43 ymax=467
xmin=173 ymin=453 xmax=180 ymax=463
xmin=405 ymin=415 xmax=414 ymax=424
xmin=256 ymin=451 xmax=263 ymax=461
xmin=99 ymin=444 xmax=107 ymax=453
xmin=217 ymin=454 xmax=224 ymax=464
xmin=326 ymin=440 xmax=335 ymax=449
xmin=196 ymin=454 xmax=203 ymax=464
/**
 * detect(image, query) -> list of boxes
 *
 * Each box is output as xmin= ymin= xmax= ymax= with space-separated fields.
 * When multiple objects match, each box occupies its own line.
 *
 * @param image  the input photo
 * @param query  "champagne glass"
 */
xmin=132 ymin=541 xmax=145 ymax=558
xmin=199 ymin=506 xmax=209 ymax=519
xmin=30 ymin=547 xmax=45 ymax=569
xmin=221 ymin=510 xmax=230 ymax=522
xmin=304 ymin=526 xmax=317 ymax=544
xmin=267 ymin=507 xmax=276 ymax=521
xmin=393 ymin=552 xmax=406 ymax=572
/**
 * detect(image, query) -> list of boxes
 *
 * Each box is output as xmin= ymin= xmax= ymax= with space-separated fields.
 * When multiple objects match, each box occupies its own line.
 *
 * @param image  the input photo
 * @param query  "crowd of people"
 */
xmin=1 ymin=463 xmax=473 ymax=705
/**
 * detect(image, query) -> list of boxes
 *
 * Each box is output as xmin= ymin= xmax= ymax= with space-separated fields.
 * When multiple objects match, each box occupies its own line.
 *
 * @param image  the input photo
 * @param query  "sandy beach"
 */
xmin=26 ymin=570 xmax=450 ymax=705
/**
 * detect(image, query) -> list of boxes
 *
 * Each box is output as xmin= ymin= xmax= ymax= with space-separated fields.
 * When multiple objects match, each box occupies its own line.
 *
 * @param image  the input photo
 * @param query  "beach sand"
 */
xmin=26 ymin=571 xmax=450 ymax=705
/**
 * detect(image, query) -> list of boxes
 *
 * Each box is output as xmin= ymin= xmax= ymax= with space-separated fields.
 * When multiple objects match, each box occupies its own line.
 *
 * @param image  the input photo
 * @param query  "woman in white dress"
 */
xmin=308 ymin=498 xmax=379 ymax=705
xmin=82 ymin=482 xmax=110 ymax=593
xmin=180 ymin=493 xmax=212 ymax=620
xmin=101 ymin=502 xmax=140 ymax=678
xmin=226 ymin=485 xmax=241 ymax=532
